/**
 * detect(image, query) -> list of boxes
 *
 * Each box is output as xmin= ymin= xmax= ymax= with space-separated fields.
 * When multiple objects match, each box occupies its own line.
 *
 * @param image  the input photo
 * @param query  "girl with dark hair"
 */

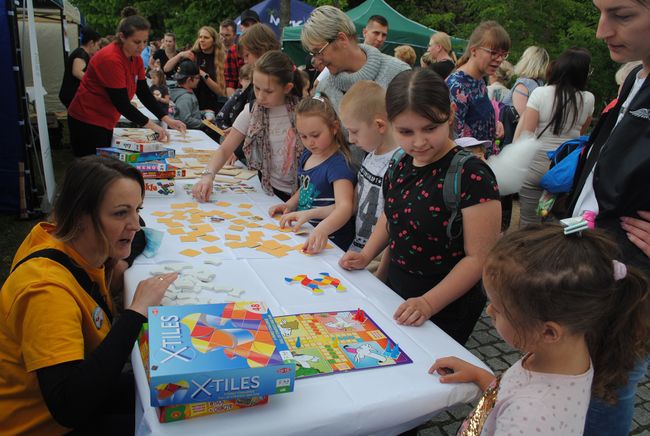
xmin=340 ymin=68 xmax=501 ymax=344
xmin=58 ymin=26 xmax=101 ymax=108
xmin=514 ymin=48 xmax=595 ymax=227
xmin=446 ymin=21 xmax=511 ymax=158
xmin=431 ymin=224 xmax=650 ymax=435
xmin=565 ymin=0 xmax=650 ymax=433
xmin=67 ymin=11 xmax=186 ymax=157
xmin=0 ymin=156 xmax=178 ymax=434
xmin=193 ymin=51 xmax=305 ymax=202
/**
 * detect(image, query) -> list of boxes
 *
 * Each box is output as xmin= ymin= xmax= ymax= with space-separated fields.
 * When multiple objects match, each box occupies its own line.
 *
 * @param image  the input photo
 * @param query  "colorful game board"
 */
xmin=274 ymin=310 xmax=412 ymax=379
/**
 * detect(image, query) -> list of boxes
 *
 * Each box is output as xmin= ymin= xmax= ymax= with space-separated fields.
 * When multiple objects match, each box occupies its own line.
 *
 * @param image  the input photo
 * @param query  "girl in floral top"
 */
xmin=446 ymin=21 xmax=511 ymax=158
xmin=340 ymin=69 xmax=501 ymax=344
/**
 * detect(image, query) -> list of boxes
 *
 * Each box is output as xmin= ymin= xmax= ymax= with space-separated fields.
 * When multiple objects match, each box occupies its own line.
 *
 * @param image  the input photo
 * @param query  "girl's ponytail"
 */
xmin=587 ymin=265 xmax=650 ymax=403
xmin=254 ymin=50 xmax=303 ymax=100
xmin=290 ymin=65 xmax=305 ymax=99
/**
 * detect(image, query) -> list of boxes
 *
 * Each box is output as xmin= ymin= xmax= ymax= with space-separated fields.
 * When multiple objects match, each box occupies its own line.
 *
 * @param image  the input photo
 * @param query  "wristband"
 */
xmin=199 ymin=168 xmax=214 ymax=176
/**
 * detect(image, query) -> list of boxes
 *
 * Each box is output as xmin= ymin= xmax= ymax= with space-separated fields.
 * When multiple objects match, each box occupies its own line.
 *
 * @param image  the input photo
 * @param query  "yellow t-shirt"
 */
xmin=0 ymin=222 xmax=114 ymax=435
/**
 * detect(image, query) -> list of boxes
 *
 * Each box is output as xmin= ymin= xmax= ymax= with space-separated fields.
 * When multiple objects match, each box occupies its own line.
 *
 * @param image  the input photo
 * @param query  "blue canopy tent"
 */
xmin=235 ymin=0 xmax=314 ymax=38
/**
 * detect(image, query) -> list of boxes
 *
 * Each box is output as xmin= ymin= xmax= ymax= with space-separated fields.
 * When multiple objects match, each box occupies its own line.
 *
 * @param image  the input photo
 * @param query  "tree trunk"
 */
xmin=279 ymin=0 xmax=291 ymax=37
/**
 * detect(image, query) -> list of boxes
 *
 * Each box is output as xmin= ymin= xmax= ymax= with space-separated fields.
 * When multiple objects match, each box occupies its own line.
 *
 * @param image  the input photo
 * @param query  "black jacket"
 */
xmin=568 ymin=66 xmax=650 ymax=271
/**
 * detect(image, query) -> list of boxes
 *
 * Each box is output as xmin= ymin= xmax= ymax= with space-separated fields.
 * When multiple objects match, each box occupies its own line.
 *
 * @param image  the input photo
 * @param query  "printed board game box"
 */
xmin=138 ymin=324 xmax=269 ymax=423
xmin=144 ymin=179 xmax=175 ymax=198
xmin=144 ymin=302 xmax=296 ymax=407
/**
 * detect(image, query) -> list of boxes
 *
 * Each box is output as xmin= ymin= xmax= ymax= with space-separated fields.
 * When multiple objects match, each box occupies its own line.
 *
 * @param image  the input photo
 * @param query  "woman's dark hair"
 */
xmin=484 ymin=224 xmax=650 ymax=403
xmin=115 ymin=7 xmax=150 ymax=40
xmin=51 ymin=156 xmax=144 ymax=260
xmin=543 ymin=47 xmax=592 ymax=137
xmin=80 ymin=26 xmax=101 ymax=45
xmin=386 ymin=68 xmax=451 ymax=124
xmin=254 ymin=50 xmax=304 ymax=100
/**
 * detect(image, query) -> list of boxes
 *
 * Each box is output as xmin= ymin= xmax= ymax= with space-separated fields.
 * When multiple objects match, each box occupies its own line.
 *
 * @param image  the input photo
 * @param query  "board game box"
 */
xmin=96 ymin=147 xmax=176 ymax=163
xmin=138 ymin=324 xmax=269 ymax=423
xmin=144 ymin=179 xmax=176 ymax=197
xmin=144 ymin=302 xmax=296 ymax=407
xmin=274 ymin=310 xmax=412 ymax=379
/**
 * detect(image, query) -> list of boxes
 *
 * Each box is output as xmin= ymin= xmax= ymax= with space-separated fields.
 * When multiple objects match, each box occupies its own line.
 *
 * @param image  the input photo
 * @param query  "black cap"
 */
xmin=241 ymin=9 xmax=260 ymax=25
xmin=174 ymin=60 xmax=199 ymax=80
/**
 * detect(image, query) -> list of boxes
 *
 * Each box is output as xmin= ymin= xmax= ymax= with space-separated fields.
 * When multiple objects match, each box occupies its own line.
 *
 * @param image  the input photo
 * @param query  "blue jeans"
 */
xmin=583 ymin=358 xmax=649 ymax=436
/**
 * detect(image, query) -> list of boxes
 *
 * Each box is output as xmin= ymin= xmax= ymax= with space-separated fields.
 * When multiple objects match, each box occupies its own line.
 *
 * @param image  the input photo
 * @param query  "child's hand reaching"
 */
xmin=339 ymin=251 xmax=371 ymax=270
xmin=429 ymin=356 xmax=496 ymax=390
xmin=394 ymin=296 xmax=434 ymax=326
xmin=279 ymin=210 xmax=312 ymax=232
xmin=301 ymin=228 xmax=329 ymax=254
xmin=268 ymin=203 xmax=292 ymax=218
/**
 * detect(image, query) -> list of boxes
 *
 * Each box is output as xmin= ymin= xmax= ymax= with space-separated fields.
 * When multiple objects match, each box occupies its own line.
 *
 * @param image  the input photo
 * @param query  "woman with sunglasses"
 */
xmin=446 ymin=21 xmax=511 ymax=158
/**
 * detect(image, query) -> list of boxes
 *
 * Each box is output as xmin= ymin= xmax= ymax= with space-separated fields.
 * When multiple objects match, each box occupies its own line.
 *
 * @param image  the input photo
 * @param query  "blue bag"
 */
xmin=539 ymin=136 xmax=588 ymax=194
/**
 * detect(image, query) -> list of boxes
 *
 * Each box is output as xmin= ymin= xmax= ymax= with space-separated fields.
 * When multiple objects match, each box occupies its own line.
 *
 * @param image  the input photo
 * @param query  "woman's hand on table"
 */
xmin=192 ymin=175 xmax=214 ymax=203
xmin=129 ymin=272 xmax=178 ymax=316
xmin=393 ymin=296 xmax=434 ymax=326
xmin=429 ymin=356 xmax=496 ymax=390
xmin=621 ymin=210 xmax=650 ymax=257
xmin=301 ymin=228 xmax=329 ymax=255
xmin=146 ymin=121 xmax=169 ymax=142
xmin=162 ymin=116 xmax=187 ymax=134
xmin=339 ymin=250 xmax=371 ymax=271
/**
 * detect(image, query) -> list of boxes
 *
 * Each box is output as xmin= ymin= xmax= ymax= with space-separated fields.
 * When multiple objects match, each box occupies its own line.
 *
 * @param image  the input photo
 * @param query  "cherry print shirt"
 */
xmin=383 ymin=147 xmax=499 ymax=277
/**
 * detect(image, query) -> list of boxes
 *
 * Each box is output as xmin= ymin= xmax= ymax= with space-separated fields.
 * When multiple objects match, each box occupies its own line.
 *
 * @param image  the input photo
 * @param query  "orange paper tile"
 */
xmin=179 ymin=248 xmax=201 ymax=257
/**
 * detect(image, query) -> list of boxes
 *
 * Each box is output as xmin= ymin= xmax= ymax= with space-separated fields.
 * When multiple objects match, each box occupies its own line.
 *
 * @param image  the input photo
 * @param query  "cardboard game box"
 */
xmin=144 ymin=179 xmax=175 ymax=198
xmin=138 ymin=324 xmax=269 ymax=423
xmin=144 ymin=302 xmax=296 ymax=407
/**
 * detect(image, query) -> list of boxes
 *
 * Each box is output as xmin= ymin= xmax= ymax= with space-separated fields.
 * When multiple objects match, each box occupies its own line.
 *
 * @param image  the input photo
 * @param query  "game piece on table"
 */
xmin=228 ymin=225 xmax=246 ymax=232
xmin=225 ymin=234 xmax=241 ymax=241
xmin=215 ymin=201 xmax=231 ymax=207
xmin=352 ymin=308 xmax=366 ymax=322
xmin=273 ymin=233 xmax=291 ymax=241
xmin=238 ymin=203 xmax=253 ymax=209
xmin=168 ymin=228 xmax=186 ymax=235
xmin=204 ymin=259 xmax=222 ymax=267
xmin=201 ymin=246 xmax=223 ymax=254
xmin=295 ymin=336 xmax=301 ymax=348
xmin=163 ymin=263 xmax=193 ymax=272
xmin=200 ymin=234 xmax=219 ymax=242
xmin=179 ymin=249 xmax=201 ymax=257
xmin=180 ymin=235 xmax=197 ymax=243
xmin=315 ymin=273 xmax=347 ymax=292
xmin=228 ymin=289 xmax=245 ymax=298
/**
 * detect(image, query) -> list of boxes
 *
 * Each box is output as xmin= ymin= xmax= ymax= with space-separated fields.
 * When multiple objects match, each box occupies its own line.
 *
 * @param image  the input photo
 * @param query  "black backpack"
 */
xmin=387 ymin=148 xmax=475 ymax=239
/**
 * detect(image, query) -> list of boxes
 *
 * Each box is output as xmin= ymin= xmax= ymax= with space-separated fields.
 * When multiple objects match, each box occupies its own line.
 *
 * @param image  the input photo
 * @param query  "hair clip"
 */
xmin=560 ymin=211 xmax=596 ymax=236
xmin=612 ymin=260 xmax=627 ymax=281
xmin=312 ymin=92 xmax=325 ymax=103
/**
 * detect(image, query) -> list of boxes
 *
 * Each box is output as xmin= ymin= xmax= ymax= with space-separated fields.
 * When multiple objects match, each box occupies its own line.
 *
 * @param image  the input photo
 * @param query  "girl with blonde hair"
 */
xmin=428 ymin=31 xmax=457 ymax=78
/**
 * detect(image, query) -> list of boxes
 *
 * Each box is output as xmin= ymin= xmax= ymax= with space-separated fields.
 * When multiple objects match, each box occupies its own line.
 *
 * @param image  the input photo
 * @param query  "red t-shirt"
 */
xmin=68 ymin=42 xmax=145 ymax=130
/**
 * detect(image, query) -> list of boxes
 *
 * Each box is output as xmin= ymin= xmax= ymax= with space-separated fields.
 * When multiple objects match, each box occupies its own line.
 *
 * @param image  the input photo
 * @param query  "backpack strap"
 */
xmin=386 ymin=148 xmax=406 ymax=183
xmin=443 ymin=149 xmax=475 ymax=240
xmin=11 ymin=249 xmax=113 ymax=323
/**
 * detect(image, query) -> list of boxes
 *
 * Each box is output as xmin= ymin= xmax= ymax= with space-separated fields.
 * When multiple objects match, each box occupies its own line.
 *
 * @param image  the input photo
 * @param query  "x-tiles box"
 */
xmin=145 ymin=302 xmax=296 ymax=407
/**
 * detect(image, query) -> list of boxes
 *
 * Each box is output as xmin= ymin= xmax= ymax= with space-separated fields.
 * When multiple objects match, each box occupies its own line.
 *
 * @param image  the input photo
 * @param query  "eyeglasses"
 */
xmin=309 ymin=40 xmax=333 ymax=57
xmin=478 ymin=46 xmax=509 ymax=60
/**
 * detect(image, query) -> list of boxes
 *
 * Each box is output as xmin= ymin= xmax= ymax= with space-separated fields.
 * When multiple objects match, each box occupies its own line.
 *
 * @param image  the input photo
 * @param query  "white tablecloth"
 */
xmin=122 ymin=128 xmax=486 ymax=435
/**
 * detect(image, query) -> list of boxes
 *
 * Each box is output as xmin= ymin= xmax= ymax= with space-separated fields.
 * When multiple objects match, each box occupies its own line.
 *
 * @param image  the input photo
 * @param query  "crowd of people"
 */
xmin=1 ymin=0 xmax=649 ymax=434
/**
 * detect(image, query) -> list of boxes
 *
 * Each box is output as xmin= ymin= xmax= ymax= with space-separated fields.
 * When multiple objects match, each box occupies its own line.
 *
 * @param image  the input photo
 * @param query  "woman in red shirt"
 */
xmin=68 ymin=12 xmax=185 ymax=157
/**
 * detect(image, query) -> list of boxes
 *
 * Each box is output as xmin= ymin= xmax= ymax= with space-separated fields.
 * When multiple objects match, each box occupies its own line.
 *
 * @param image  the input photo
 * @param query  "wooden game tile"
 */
xmin=190 ymin=224 xmax=213 ymax=233
xmin=171 ymin=202 xmax=193 ymax=209
xmin=200 ymin=234 xmax=219 ymax=242
xmin=225 ymin=241 xmax=245 ymax=248
xmin=245 ymin=222 xmax=261 ymax=228
xmin=221 ymin=213 xmax=236 ymax=220
xmin=260 ymin=240 xmax=282 ymax=250
xmin=202 ymin=246 xmax=223 ymax=254
xmin=180 ymin=235 xmax=197 ymax=243
xmin=187 ymin=230 xmax=205 ymax=237
xmin=187 ymin=218 xmax=204 ymax=224
xmin=237 ymin=203 xmax=253 ymax=209
xmin=273 ymin=233 xmax=291 ymax=241
xmin=150 ymin=211 xmax=169 ymax=217
xmin=156 ymin=217 xmax=173 ymax=223
xmin=247 ymin=231 xmax=264 ymax=240
xmin=225 ymin=234 xmax=241 ymax=241
xmin=167 ymin=228 xmax=186 ymax=235
xmin=179 ymin=248 xmax=201 ymax=257
xmin=255 ymin=246 xmax=288 ymax=257
xmin=228 ymin=225 xmax=245 ymax=232
xmin=167 ymin=157 xmax=182 ymax=164
xmin=263 ymin=223 xmax=280 ymax=231
xmin=165 ymin=222 xmax=183 ymax=228
xmin=215 ymin=201 xmax=231 ymax=207
xmin=241 ymin=240 xmax=262 ymax=248
xmin=231 ymin=218 xmax=248 ymax=225
xmin=238 ymin=211 xmax=252 ymax=217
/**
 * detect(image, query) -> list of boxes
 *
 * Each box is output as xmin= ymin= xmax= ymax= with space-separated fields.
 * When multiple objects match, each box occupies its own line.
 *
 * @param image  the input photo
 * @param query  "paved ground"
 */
xmin=416 ymin=310 xmax=650 ymax=435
